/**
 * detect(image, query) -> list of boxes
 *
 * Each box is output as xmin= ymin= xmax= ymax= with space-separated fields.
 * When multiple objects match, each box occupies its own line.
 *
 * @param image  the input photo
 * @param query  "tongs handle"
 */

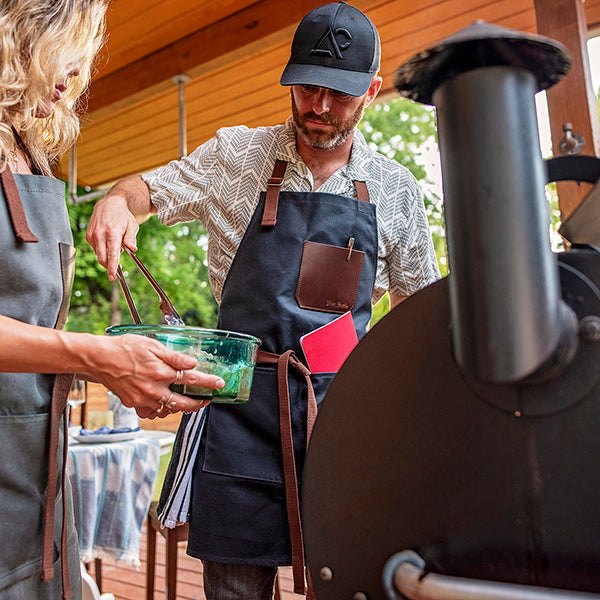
xmin=121 ymin=246 xmax=184 ymax=326
xmin=117 ymin=245 xmax=185 ymax=326
xmin=116 ymin=265 xmax=142 ymax=324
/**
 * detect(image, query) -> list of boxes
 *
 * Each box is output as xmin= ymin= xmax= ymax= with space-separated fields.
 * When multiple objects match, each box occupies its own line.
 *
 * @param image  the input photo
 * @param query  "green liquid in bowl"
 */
xmin=106 ymin=325 xmax=261 ymax=403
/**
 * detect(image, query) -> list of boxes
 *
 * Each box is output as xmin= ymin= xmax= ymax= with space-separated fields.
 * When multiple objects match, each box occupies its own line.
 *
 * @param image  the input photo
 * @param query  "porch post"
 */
xmin=534 ymin=0 xmax=600 ymax=218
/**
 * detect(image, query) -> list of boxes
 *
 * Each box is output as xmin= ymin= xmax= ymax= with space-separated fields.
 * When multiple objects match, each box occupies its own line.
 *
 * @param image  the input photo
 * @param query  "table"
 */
xmin=67 ymin=430 xmax=176 ymax=567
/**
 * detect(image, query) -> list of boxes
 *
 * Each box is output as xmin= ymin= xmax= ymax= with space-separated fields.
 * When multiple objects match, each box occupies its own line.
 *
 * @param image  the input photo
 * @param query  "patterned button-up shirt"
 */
xmin=143 ymin=117 xmax=439 ymax=304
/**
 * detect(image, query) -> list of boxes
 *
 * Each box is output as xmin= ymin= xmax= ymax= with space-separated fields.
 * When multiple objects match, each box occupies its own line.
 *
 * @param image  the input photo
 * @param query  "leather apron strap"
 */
xmin=257 ymin=349 xmax=317 ymax=598
xmin=41 ymin=372 xmax=74 ymax=600
xmin=354 ymin=180 xmax=369 ymax=203
xmin=0 ymin=166 xmax=39 ymax=243
xmin=261 ymin=160 xmax=287 ymax=226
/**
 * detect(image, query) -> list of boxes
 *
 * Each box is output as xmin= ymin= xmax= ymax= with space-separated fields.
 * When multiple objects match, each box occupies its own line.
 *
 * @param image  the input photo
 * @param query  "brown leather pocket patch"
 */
xmin=296 ymin=240 xmax=364 ymax=313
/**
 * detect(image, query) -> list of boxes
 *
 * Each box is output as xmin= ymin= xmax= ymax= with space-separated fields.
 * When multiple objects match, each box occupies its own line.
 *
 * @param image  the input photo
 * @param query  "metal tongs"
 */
xmin=115 ymin=245 xmax=185 ymax=326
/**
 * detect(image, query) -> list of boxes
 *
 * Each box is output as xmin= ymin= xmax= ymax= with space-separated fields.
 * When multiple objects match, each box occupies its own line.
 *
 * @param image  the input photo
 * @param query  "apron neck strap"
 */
xmin=260 ymin=160 xmax=370 ymax=228
xmin=12 ymin=127 xmax=45 ymax=176
xmin=261 ymin=160 xmax=287 ymax=227
xmin=1 ymin=166 xmax=39 ymax=243
xmin=354 ymin=180 xmax=369 ymax=203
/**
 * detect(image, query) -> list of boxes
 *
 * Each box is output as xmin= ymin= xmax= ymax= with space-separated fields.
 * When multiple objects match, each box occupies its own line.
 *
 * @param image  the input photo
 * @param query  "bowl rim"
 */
xmin=105 ymin=324 xmax=261 ymax=345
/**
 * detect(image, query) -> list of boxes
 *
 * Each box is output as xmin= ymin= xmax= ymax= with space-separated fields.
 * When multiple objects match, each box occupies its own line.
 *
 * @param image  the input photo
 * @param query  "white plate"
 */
xmin=73 ymin=430 xmax=144 ymax=444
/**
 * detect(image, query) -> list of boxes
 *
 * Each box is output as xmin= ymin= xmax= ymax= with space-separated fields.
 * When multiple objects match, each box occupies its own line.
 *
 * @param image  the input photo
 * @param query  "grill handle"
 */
xmin=383 ymin=551 xmax=600 ymax=600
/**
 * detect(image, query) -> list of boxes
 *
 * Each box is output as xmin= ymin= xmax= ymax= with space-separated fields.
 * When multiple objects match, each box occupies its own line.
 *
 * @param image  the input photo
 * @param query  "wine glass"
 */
xmin=68 ymin=379 xmax=87 ymax=428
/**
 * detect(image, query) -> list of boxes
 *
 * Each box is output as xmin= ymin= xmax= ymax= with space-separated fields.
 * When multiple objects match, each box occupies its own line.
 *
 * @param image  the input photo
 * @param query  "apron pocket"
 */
xmin=202 ymin=366 xmax=335 ymax=484
xmin=0 ymin=412 xmax=51 ymax=589
xmin=296 ymin=240 xmax=364 ymax=313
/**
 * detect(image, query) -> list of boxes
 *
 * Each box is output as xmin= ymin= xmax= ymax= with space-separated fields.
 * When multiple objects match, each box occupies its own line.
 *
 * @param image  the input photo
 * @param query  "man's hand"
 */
xmin=86 ymin=175 xmax=155 ymax=281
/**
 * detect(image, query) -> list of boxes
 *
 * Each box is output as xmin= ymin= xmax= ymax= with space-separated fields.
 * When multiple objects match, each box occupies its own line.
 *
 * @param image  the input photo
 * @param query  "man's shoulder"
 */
xmin=354 ymin=130 xmax=412 ymax=174
xmin=215 ymin=123 xmax=286 ymax=146
xmin=211 ymin=122 xmax=296 ymax=172
xmin=352 ymin=135 xmax=418 ymax=191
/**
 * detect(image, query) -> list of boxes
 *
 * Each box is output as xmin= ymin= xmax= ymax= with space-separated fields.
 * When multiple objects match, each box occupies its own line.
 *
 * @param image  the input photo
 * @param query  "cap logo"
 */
xmin=310 ymin=26 xmax=352 ymax=60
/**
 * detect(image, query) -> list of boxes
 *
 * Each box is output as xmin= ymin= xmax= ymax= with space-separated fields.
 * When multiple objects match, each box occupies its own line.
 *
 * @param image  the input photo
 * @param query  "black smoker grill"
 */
xmin=302 ymin=21 xmax=600 ymax=600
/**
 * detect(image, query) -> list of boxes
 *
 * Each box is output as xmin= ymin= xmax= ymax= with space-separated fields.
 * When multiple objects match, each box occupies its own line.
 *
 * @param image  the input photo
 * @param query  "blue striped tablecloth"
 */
xmin=67 ymin=433 xmax=161 ymax=566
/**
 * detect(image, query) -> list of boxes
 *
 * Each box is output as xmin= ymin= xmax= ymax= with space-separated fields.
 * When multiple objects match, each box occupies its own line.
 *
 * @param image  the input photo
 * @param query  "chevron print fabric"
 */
xmin=143 ymin=117 xmax=439 ymax=304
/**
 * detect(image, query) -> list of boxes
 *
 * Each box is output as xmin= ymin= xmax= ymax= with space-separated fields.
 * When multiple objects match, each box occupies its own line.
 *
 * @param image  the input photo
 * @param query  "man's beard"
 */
xmin=292 ymin=94 xmax=367 ymax=149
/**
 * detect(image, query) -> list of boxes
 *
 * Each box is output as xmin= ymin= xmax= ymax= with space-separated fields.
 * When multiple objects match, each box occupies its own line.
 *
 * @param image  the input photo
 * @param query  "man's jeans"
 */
xmin=203 ymin=560 xmax=279 ymax=600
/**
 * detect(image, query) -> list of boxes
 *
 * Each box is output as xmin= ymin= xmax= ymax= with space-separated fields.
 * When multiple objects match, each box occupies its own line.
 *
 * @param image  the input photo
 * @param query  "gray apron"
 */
xmin=0 ymin=167 xmax=80 ymax=599
xmin=189 ymin=161 xmax=378 ymax=593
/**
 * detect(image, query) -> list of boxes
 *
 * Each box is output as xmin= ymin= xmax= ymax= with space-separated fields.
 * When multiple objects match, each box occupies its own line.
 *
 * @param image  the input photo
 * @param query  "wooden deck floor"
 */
xmin=92 ymin=522 xmax=297 ymax=600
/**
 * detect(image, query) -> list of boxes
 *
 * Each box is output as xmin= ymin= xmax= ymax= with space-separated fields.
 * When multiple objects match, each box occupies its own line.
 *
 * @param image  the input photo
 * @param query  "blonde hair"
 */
xmin=0 ymin=0 xmax=107 ymax=174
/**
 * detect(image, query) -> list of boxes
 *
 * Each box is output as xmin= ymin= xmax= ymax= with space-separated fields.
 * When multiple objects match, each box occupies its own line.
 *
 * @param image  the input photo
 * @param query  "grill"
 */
xmin=302 ymin=20 xmax=600 ymax=600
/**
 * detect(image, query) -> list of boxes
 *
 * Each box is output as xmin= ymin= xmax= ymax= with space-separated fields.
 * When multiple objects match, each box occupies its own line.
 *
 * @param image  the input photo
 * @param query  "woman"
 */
xmin=0 ymin=1 xmax=222 ymax=598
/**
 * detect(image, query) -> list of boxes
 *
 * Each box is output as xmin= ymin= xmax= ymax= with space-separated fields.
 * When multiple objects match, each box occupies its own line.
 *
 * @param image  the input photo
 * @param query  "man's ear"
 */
xmin=366 ymin=76 xmax=383 ymax=106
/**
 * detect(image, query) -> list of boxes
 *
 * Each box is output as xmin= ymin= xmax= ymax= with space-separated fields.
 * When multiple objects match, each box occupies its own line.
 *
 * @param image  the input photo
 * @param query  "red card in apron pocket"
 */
xmin=300 ymin=311 xmax=358 ymax=373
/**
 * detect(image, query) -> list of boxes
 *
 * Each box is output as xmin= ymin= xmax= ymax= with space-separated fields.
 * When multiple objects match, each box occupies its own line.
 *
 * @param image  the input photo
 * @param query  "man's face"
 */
xmin=291 ymin=85 xmax=368 ymax=149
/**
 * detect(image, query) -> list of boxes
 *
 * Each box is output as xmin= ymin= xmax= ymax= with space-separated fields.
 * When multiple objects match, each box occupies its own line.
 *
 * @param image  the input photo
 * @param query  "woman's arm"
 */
xmin=0 ymin=314 xmax=223 ymax=413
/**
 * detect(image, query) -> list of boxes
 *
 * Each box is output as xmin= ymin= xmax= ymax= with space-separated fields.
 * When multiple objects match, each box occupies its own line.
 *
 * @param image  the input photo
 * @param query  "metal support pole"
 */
xmin=68 ymin=143 xmax=110 ymax=204
xmin=69 ymin=74 xmax=191 ymax=203
xmin=173 ymin=74 xmax=190 ymax=158
xmin=70 ymin=188 xmax=110 ymax=204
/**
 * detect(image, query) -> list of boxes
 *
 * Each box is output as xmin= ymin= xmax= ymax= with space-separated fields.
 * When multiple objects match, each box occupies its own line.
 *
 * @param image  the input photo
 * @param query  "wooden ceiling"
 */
xmin=58 ymin=0 xmax=600 ymax=191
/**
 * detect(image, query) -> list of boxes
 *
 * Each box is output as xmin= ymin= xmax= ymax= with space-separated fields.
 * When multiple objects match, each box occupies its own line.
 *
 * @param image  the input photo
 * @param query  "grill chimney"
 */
xmin=394 ymin=21 xmax=578 ymax=383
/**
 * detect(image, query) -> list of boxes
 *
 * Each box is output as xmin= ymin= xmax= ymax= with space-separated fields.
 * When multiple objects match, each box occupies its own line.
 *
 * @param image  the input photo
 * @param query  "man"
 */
xmin=87 ymin=2 xmax=439 ymax=598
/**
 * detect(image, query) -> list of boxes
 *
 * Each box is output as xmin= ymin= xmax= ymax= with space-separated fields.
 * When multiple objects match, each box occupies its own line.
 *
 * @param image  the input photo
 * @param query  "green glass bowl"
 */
xmin=105 ymin=325 xmax=261 ymax=403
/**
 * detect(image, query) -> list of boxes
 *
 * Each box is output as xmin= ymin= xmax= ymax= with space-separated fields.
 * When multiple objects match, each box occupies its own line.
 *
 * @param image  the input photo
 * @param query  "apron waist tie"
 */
xmin=41 ymin=372 xmax=74 ymax=600
xmin=257 ymin=349 xmax=317 ymax=599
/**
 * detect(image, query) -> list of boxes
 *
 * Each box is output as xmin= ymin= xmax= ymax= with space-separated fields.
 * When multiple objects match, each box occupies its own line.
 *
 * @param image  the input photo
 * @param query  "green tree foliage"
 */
xmin=66 ymin=198 xmax=114 ymax=333
xmin=359 ymin=96 xmax=447 ymax=278
xmin=121 ymin=218 xmax=218 ymax=327
xmin=360 ymin=97 xmax=447 ymax=327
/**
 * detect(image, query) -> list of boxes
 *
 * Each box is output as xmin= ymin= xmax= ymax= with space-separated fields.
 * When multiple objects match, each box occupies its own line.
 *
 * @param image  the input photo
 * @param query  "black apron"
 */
xmin=189 ymin=161 xmax=378 ymax=590
xmin=0 ymin=167 xmax=80 ymax=599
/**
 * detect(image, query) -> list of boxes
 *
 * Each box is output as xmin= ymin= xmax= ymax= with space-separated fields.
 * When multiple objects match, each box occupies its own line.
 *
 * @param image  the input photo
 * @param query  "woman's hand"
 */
xmin=0 ymin=309 xmax=218 ymax=416
xmin=86 ymin=333 xmax=221 ymax=415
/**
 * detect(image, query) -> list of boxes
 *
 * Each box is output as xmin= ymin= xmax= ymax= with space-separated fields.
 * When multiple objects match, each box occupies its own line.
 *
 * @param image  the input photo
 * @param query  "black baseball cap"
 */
xmin=280 ymin=2 xmax=380 ymax=97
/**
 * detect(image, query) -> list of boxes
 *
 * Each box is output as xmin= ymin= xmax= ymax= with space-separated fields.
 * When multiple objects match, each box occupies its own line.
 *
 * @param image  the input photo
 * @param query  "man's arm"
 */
xmin=86 ymin=175 xmax=157 ymax=281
